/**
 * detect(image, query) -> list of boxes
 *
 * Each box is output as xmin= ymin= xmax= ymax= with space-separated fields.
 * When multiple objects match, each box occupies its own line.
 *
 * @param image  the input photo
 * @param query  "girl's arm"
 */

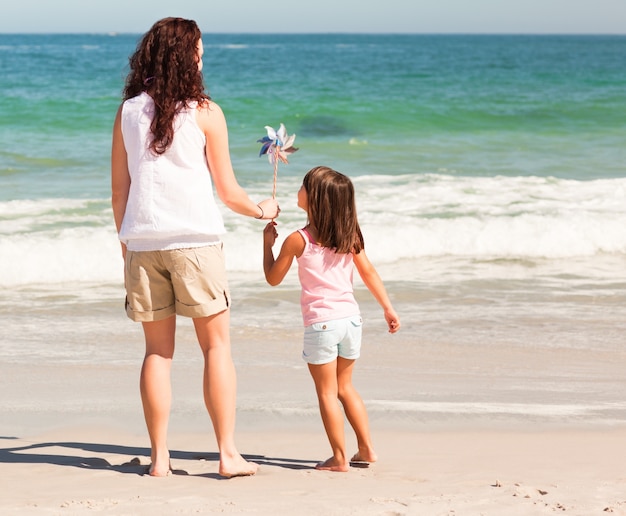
xmin=111 ymin=105 xmax=130 ymax=260
xmin=197 ymin=101 xmax=278 ymax=219
xmin=353 ymin=249 xmax=401 ymax=333
xmin=263 ymin=223 xmax=305 ymax=286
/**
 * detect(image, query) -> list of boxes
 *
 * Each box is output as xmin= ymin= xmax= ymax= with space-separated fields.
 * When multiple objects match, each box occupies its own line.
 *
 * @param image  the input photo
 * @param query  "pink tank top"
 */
xmin=296 ymin=228 xmax=360 ymax=326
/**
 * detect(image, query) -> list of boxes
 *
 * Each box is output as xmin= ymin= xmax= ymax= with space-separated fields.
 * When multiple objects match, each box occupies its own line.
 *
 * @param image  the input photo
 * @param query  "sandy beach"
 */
xmin=2 ymin=303 xmax=626 ymax=516
xmin=3 ymin=425 xmax=626 ymax=515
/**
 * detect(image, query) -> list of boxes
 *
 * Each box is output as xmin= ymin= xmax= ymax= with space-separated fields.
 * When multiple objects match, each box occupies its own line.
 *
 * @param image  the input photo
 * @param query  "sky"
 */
xmin=1 ymin=0 xmax=625 ymax=34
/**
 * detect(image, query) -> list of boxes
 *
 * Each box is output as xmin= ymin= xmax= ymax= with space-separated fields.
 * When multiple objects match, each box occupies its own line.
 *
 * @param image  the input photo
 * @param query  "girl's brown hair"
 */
xmin=302 ymin=166 xmax=364 ymax=254
xmin=123 ymin=17 xmax=210 ymax=155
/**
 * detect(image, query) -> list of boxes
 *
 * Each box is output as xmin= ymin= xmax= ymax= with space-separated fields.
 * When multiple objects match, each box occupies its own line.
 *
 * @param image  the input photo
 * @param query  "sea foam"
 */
xmin=1 ymin=173 xmax=625 ymax=287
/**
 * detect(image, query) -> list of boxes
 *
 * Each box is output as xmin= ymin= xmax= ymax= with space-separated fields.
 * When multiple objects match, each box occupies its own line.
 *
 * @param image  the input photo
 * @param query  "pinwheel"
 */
xmin=258 ymin=123 xmax=298 ymax=199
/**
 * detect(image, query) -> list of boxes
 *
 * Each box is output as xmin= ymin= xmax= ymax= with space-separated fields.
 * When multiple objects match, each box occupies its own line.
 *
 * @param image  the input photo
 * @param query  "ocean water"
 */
xmin=1 ymin=33 xmax=626 ymax=425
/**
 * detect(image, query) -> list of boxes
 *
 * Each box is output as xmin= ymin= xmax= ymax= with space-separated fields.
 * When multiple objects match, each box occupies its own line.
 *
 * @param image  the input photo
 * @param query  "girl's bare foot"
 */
xmin=350 ymin=448 xmax=378 ymax=465
xmin=315 ymin=457 xmax=349 ymax=472
xmin=219 ymin=454 xmax=258 ymax=478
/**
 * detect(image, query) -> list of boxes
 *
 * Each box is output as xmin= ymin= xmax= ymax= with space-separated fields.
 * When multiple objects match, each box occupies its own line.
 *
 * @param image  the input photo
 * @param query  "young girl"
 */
xmin=263 ymin=165 xmax=400 ymax=472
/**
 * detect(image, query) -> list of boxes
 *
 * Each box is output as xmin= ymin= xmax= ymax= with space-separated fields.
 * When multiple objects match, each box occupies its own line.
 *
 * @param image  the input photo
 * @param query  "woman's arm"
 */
xmin=197 ymin=101 xmax=278 ymax=219
xmin=353 ymin=249 xmax=401 ymax=333
xmin=111 ymin=105 xmax=130 ymax=259
xmin=263 ymin=224 xmax=305 ymax=286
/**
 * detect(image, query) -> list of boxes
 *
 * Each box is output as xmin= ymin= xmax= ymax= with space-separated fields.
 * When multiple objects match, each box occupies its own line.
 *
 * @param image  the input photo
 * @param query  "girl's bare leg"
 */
xmin=140 ymin=316 xmax=176 ymax=476
xmin=193 ymin=309 xmax=257 ymax=477
xmin=308 ymin=360 xmax=349 ymax=472
xmin=337 ymin=357 xmax=377 ymax=463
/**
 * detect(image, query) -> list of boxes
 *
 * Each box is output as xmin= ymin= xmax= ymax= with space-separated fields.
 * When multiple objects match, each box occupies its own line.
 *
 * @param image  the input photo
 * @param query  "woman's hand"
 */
xmin=257 ymin=198 xmax=280 ymax=220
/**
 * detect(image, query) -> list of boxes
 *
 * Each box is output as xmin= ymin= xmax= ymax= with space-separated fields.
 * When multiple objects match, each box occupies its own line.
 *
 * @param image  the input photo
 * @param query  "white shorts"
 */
xmin=302 ymin=315 xmax=363 ymax=365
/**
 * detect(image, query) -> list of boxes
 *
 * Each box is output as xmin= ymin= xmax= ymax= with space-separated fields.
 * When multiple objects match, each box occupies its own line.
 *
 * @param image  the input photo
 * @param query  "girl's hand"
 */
xmin=384 ymin=309 xmax=401 ymax=334
xmin=263 ymin=221 xmax=278 ymax=247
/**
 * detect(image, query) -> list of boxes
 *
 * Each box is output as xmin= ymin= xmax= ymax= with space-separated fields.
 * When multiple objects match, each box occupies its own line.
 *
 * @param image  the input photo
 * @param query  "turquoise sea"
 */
xmin=1 ymin=34 xmax=625 ymax=425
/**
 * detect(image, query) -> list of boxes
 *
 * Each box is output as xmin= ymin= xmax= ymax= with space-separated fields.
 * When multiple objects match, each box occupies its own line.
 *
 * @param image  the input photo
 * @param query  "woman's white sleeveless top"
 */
xmin=119 ymin=92 xmax=225 ymax=251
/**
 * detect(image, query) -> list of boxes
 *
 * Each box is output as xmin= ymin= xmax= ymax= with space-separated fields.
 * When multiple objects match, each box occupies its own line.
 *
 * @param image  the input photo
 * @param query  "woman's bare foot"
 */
xmin=315 ymin=457 xmax=349 ymax=472
xmin=147 ymin=448 xmax=172 ymax=477
xmin=148 ymin=461 xmax=172 ymax=477
xmin=219 ymin=454 xmax=258 ymax=478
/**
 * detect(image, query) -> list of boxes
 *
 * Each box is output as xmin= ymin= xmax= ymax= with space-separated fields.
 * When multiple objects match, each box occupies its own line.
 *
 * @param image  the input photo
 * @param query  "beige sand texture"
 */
xmin=2 ymin=307 xmax=626 ymax=515
xmin=2 ymin=426 xmax=626 ymax=515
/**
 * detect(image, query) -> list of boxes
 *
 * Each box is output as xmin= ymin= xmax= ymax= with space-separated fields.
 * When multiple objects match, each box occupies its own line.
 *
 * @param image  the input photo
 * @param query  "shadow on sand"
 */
xmin=0 ymin=436 xmax=317 ymax=479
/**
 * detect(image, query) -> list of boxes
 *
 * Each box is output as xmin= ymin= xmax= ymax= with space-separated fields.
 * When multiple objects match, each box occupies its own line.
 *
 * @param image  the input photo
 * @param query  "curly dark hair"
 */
xmin=123 ymin=17 xmax=211 ymax=155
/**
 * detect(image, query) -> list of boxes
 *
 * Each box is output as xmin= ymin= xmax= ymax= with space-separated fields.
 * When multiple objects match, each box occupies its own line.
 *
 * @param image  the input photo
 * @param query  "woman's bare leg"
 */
xmin=193 ymin=309 xmax=257 ymax=477
xmin=336 ymin=357 xmax=377 ymax=463
xmin=140 ymin=315 xmax=176 ymax=476
xmin=308 ymin=360 xmax=349 ymax=472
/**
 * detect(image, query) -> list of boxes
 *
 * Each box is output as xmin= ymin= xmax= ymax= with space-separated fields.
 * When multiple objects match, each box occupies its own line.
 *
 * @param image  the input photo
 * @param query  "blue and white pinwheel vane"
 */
xmin=258 ymin=123 xmax=298 ymax=199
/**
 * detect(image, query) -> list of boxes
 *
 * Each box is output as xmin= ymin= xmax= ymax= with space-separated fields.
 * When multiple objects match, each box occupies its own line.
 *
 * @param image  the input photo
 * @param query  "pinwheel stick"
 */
xmin=257 ymin=123 xmax=298 ymax=202
xmin=272 ymin=147 xmax=280 ymax=199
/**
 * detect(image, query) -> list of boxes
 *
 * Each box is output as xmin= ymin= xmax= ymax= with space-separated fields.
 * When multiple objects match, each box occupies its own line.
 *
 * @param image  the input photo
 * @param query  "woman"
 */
xmin=111 ymin=17 xmax=277 ymax=477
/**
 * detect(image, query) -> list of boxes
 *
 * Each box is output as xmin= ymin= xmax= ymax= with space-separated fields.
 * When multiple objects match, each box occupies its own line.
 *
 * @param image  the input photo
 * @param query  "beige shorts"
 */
xmin=124 ymin=244 xmax=230 ymax=322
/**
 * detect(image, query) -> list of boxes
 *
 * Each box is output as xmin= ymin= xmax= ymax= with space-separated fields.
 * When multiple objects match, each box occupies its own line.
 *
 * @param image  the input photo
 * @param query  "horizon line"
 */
xmin=1 ymin=31 xmax=625 ymax=37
